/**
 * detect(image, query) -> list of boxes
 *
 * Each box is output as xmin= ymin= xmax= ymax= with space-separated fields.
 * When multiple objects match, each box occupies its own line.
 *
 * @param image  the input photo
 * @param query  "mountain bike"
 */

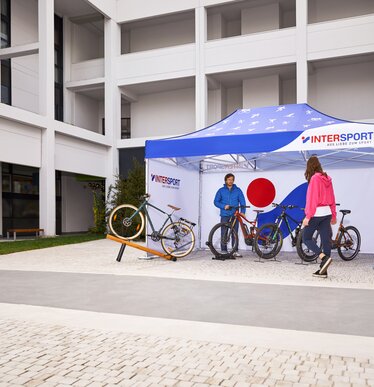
xmin=254 ymin=203 xmax=320 ymax=261
xmin=206 ymin=206 xmax=263 ymax=259
xmin=305 ymin=209 xmax=361 ymax=261
xmin=108 ymin=194 xmax=196 ymax=258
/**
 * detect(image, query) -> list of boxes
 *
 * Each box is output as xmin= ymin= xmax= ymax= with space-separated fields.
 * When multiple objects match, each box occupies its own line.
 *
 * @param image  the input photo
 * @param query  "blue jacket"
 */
xmin=214 ymin=184 xmax=246 ymax=217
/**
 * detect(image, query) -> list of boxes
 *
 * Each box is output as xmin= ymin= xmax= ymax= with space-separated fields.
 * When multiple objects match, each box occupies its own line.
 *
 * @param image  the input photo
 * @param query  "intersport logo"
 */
xmin=301 ymin=131 xmax=373 ymax=146
xmin=151 ymin=174 xmax=181 ymax=189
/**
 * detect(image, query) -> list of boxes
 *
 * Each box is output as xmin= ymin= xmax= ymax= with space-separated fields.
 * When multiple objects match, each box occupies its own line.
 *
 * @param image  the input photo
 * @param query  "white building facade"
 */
xmin=0 ymin=0 xmax=374 ymax=236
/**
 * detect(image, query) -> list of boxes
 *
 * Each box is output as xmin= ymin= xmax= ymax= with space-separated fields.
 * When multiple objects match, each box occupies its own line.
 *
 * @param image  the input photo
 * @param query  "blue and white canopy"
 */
xmin=145 ymin=103 xmax=374 ymax=171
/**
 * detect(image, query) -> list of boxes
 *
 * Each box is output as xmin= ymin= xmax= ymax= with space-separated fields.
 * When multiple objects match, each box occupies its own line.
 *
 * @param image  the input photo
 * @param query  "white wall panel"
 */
xmin=55 ymin=134 xmax=107 ymax=177
xmin=308 ymin=0 xmax=374 ymax=24
xmin=205 ymin=29 xmax=296 ymax=74
xmin=74 ymin=94 xmax=100 ymax=133
xmin=61 ymin=175 xmax=94 ymax=233
xmin=0 ymin=118 xmax=41 ymax=167
xmin=243 ymin=75 xmax=280 ymax=109
xmin=309 ymin=60 xmax=374 ymax=121
xmin=201 ymin=167 xmax=374 ymax=254
xmin=147 ymin=159 xmax=200 ymax=251
xmin=117 ymin=0 xmax=198 ymax=22
xmin=241 ymin=3 xmax=279 ymax=35
xmin=71 ymin=24 xmax=104 ymax=63
xmin=71 ymin=58 xmax=104 ymax=81
xmin=131 ymin=88 xmax=195 ymax=137
xmin=122 ymin=19 xmax=194 ymax=53
xmin=11 ymin=0 xmax=38 ymax=46
xmin=308 ymin=15 xmax=374 ymax=60
xmin=11 ymin=54 xmax=39 ymax=113
xmin=117 ymin=45 xmax=196 ymax=85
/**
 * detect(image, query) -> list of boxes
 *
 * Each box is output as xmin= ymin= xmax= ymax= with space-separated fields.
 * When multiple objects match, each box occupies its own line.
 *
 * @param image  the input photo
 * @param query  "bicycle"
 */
xmin=308 ymin=208 xmax=361 ymax=261
xmin=254 ymin=203 xmax=320 ymax=261
xmin=108 ymin=194 xmax=196 ymax=258
xmin=206 ymin=206 xmax=263 ymax=259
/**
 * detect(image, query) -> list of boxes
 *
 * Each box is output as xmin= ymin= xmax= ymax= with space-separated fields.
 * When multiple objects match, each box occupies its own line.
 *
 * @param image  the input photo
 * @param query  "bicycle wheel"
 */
xmin=108 ymin=204 xmax=144 ymax=240
xmin=161 ymin=222 xmax=195 ymax=258
xmin=254 ymin=223 xmax=282 ymax=259
xmin=207 ymin=222 xmax=238 ymax=259
xmin=296 ymin=229 xmax=320 ymax=262
xmin=337 ymin=226 xmax=361 ymax=261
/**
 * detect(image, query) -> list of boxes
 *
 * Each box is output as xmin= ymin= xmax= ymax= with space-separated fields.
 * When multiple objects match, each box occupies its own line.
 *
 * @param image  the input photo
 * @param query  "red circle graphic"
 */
xmin=246 ymin=178 xmax=276 ymax=208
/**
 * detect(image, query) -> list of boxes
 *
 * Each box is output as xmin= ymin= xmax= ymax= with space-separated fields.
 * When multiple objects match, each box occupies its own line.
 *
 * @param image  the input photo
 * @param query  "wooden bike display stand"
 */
xmin=106 ymin=234 xmax=176 ymax=262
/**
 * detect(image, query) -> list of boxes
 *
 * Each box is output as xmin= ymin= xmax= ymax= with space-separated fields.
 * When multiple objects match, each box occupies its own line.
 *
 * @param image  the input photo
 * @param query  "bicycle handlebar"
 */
xmin=272 ymin=203 xmax=299 ymax=210
xmin=139 ymin=193 xmax=151 ymax=201
xmin=226 ymin=205 xmax=251 ymax=210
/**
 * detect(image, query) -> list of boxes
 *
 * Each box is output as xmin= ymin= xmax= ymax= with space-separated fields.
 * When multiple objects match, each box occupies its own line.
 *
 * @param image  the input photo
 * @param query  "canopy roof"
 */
xmin=145 ymin=103 xmax=374 ymax=171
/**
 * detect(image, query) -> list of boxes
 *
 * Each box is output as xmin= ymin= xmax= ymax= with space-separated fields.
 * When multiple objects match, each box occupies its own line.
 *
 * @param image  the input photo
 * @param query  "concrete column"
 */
xmin=207 ymin=13 xmax=224 ymax=40
xmin=104 ymin=18 xmax=121 ymax=192
xmin=38 ymin=0 xmax=56 ymax=235
xmin=296 ymin=0 xmax=308 ymax=103
xmin=63 ymin=17 xmax=74 ymax=125
xmin=243 ymin=75 xmax=280 ymax=108
xmin=195 ymin=7 xmax=207 ymax=131
xmin=0 ymin=162 xmax=2 ymax=237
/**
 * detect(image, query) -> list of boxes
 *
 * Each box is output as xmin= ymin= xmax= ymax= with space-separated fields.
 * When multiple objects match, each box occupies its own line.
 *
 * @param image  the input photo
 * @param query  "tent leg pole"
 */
xmin=116 ymin=244 xmax=126 ymax=262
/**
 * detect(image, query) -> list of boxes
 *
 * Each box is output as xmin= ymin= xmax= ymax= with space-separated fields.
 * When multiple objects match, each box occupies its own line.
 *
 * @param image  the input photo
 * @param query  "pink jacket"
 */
xmin=305 ymin=172 xmax=337 ymax=221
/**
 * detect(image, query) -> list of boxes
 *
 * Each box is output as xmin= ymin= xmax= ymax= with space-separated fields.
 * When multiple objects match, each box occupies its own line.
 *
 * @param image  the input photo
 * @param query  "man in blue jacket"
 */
xmin=214 ymin=173 xmax=246 ymax=257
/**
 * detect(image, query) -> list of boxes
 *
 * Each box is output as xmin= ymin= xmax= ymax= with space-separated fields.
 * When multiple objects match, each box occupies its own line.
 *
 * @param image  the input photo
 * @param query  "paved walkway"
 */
xmin=1 ymin=270 xmax=374 ymax=337
xmin=0 ymin=239 xmax=373 ymax=386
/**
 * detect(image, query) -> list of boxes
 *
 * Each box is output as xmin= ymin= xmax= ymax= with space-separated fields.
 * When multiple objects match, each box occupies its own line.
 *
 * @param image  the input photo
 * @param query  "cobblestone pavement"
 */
xmin=0 ymin=239 xmax=373 ymax=288
xmin=1 ymin=239 xmax=374 ymax=386
xmin=1 ymin=318 xmax=374 ymax=387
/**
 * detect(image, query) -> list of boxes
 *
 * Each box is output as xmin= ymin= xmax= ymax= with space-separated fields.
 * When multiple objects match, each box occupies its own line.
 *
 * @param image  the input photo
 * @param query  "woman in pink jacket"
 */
xmin=302 ymin=156 xmax=337 ymax=278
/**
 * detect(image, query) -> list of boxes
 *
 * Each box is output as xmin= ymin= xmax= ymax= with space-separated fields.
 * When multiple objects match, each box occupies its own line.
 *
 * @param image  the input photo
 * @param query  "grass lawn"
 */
xmin=0 ymin=233 xmax=106 ymax=255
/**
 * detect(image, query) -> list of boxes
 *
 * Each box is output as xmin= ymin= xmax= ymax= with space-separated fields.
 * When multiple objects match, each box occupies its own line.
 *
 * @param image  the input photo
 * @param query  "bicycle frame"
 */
xmin=331 ymin=211 xmax=350 ymax=248
xmin=133 ymin=199 xmax=175 ymax=236
xmin=231 ymin=211 xmax=260 ymax=241
xmin=273 ymin=207 xmax=302 ymax=245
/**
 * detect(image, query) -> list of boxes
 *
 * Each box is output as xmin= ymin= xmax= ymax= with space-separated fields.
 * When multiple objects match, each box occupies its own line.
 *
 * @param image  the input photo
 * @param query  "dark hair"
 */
xmin=304 ymin=156 xmax=327 ymax=183
xmin=224 ymin=173 xmax=235 ymax=182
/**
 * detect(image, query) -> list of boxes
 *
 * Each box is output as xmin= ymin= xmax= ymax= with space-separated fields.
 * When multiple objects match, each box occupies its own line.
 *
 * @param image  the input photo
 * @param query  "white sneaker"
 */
xmin=232 ymin=252 xmax=242 ymax=258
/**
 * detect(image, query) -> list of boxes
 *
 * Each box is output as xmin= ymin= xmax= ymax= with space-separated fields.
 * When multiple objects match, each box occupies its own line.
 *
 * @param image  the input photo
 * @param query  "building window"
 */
xmin=1 ymin=0 xmax=11 ymax=105
xmin=119 ymin=147 xmax=145 ymax=178
xmin=102 ymin=117 xmax=131 ymax=138
xmin=54 ymin=15 xmax=63 ymax=121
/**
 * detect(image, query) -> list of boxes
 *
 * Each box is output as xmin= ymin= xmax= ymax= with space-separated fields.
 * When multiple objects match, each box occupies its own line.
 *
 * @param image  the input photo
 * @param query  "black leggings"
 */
xmin=302 ymin=215 xmax=332 ymax=257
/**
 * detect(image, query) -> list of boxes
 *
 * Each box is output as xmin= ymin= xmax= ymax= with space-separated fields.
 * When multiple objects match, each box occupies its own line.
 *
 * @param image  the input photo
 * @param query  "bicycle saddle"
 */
xmin=340 ymin=209 xmax=351 ymax=215
xmin=168 ymin=204 xmax=181 ymax=211
xmin=253 ymin=210 xmax=264 ymax=213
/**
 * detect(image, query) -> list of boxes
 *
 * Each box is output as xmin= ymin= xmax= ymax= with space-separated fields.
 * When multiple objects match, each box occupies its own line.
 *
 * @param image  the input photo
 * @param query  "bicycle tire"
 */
xmin=254 ymin=223 xmax=283 ymax=259
xmin=207 ymin=222 xmax=238 ymax=259
xmin=161 ymin=222 xmax=195 ymax=258
xmin=108 ymin=204 xmax=144 ymax=240
xmin=296 ymin=229 xmax=320 ymax=262
xmin=337 ymin=225 xmax=361 ymax=261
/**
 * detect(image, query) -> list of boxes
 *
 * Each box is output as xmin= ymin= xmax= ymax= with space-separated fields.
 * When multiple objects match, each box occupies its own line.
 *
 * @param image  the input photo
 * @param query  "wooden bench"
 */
xmin=7 ymin=228 xmax=44 ymax=241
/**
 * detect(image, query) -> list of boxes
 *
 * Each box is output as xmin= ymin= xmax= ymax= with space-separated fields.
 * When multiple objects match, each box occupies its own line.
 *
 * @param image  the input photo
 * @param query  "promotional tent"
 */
xmin=145 ymin=103 xmax=374 ymax=253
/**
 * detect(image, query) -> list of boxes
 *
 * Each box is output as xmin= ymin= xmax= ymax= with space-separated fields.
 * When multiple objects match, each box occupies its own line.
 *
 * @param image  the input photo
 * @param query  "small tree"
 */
xmin=107 ymin=158 xmax=145 ymax=210
xmin=89 ymin=181 xmax=106 ymax=234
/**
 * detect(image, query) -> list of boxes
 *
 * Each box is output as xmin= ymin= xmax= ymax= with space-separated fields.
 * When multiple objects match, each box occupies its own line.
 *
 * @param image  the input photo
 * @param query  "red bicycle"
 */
xmin=206 ymin=206 xmax=263 ymax=259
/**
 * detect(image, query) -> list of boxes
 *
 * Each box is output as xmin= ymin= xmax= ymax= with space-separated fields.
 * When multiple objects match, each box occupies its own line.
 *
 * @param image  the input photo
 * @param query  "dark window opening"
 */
xmin=102 ymin=117 xmax=131 ymax=138
xmin=1 ymin=163 xmax=62 ymax=236
xmin=119 ymin=147 xmax=145 ymax=178
xmin=54 ymin=14 xmax=63 ymax=121
xmin=1 ymin=0 xmax=11 ymax=105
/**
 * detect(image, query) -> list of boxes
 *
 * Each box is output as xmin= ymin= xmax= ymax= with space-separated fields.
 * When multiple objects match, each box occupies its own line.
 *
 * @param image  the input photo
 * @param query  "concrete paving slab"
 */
xmin=0 ymin=270 xmax=373 ymax=337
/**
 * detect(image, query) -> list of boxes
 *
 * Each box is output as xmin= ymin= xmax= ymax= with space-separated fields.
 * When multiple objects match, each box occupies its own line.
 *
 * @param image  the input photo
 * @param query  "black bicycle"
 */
xmin=254 ymin=203 xmax=320 ymax=261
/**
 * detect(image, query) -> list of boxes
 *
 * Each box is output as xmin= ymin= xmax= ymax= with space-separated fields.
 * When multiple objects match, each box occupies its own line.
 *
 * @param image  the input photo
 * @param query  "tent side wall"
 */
xmin=147 ymin=159 xmax=200 ymax=252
